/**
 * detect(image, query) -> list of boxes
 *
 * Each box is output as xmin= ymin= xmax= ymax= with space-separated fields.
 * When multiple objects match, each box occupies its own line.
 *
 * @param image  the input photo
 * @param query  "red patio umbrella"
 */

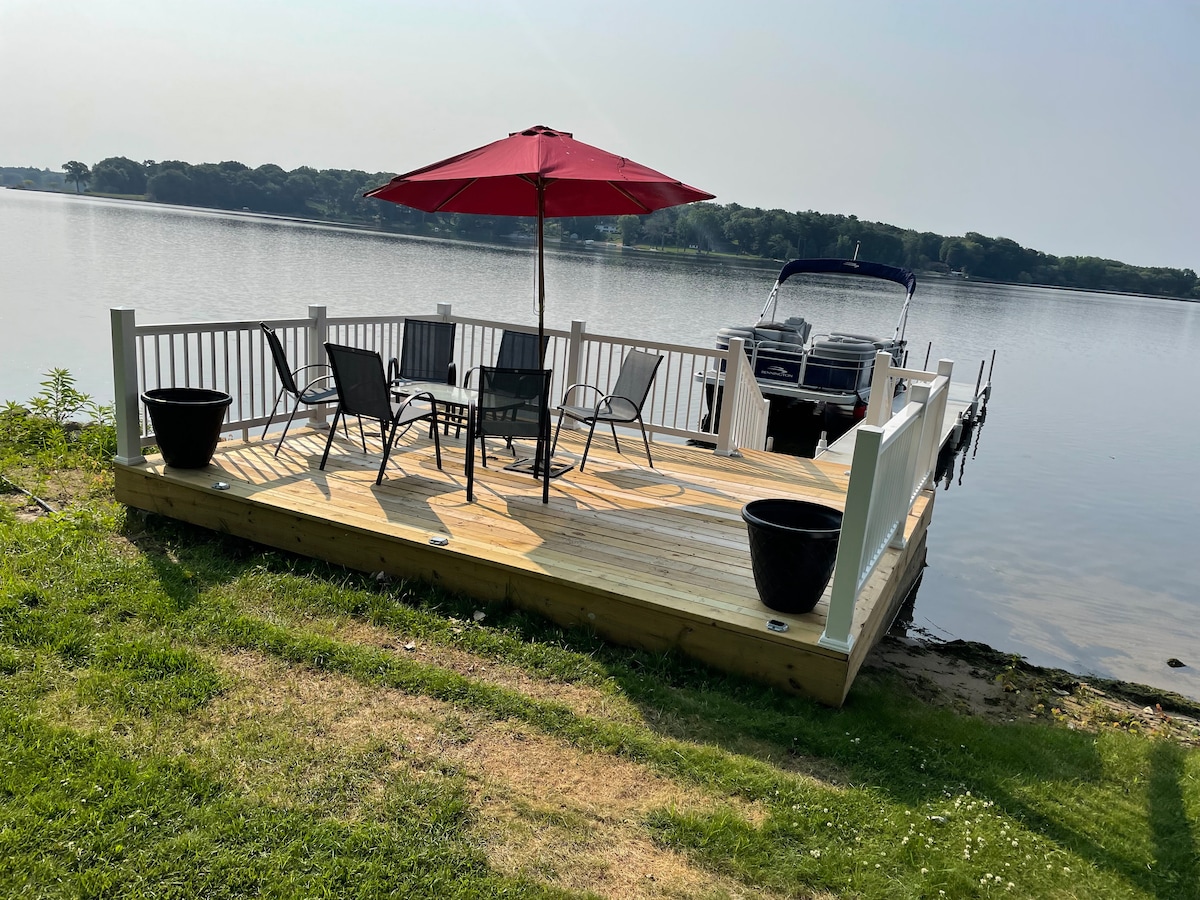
xmin=364 ymin=125 xmax=715 ymax=347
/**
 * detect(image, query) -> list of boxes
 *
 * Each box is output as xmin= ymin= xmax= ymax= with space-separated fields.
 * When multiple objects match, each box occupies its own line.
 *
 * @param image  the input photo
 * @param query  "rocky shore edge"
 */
xmin=864 ymin=634 xmax=1200 ymax=746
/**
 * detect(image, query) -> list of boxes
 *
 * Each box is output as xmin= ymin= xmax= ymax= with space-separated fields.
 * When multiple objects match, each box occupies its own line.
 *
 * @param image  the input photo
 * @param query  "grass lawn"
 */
xmin=1 ymin=391 xmax=1198 ymax=899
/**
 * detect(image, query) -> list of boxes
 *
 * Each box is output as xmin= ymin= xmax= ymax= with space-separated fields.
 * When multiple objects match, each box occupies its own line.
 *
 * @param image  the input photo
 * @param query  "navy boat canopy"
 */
xmin=777 ymin=258 xmax=916 ymax=295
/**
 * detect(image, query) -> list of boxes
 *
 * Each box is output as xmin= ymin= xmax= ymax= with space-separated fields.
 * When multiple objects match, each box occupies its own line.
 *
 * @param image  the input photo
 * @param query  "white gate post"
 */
xmin=715 ymin=337 xmax=745 ymax=457
xmin=863 ymin=351 xmax=894 ymax=426
xmin=819 ymin=425 xmax=884 ymax=653
xmin=436 ymin=302 xmax=453 ymax=320
xmin=111 ymin=307 xmax=144 ymax=465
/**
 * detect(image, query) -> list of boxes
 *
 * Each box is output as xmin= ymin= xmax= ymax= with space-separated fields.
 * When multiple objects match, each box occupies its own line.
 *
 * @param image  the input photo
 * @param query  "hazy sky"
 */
xmin=3 ymin=0 xmax=1197 ymax=270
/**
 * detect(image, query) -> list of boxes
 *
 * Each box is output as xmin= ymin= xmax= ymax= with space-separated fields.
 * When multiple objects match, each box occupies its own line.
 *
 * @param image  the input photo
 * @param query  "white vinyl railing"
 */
xmin=112 ymin=301 xmax=953 ymax=657
xmin=818 ymin=353 xmax=953 ymax=653
xmin=714 ymin=337 xmax=770 ymax=457
xmin=110 ymin=304 xmax=769 ymax=465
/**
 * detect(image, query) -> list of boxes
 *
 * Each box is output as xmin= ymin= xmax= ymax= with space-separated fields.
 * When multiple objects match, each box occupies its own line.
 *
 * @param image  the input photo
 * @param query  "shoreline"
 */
xmin=866 ymin=632 xmax=1200 ymax=745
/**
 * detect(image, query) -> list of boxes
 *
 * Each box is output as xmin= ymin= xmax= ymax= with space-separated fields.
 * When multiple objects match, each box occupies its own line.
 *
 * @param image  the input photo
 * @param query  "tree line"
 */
xmin=4 ymin=158 xmax=1197 ymax=301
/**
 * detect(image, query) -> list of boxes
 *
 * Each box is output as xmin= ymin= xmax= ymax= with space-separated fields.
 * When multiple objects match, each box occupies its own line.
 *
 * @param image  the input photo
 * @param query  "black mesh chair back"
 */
xmin=325 ymin=343 xmax=393 ymax=422
xmin=392 ymin=319 xmax=457 ymax=385
xmin=463 ymin=329 xmax=549 ymax=391
xmin=466 ymin=367 xmax=553 ymax=504
xmin=606 ymin=349 xmax=662 ymax=421
xmin=552 ymin=349 xmax=663 ymax=471
xmin=495 ymin=330 xmax=549 ymax=370
xmin=260 ymin=322 xmax=339 ymax=456
xmin=263 ymin=323 xmax=300 ymax=396
xmin=320 ymin=342 xmax=442 ymax=484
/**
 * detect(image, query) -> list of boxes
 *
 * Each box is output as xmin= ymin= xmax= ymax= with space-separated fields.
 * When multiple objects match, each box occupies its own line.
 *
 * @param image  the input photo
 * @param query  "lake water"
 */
xmin=4 ymin=189 xmax=1199 ymax=700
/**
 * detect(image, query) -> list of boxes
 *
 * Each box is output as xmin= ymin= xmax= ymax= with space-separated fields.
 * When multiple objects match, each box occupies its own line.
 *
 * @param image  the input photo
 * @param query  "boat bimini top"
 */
xmin=759 ymin=258 xmax=918 ymax=345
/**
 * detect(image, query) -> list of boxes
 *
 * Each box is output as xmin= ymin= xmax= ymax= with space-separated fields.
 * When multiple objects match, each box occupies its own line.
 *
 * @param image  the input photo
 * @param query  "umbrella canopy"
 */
xmin=364 ymin=125 xmax=714 ymax=345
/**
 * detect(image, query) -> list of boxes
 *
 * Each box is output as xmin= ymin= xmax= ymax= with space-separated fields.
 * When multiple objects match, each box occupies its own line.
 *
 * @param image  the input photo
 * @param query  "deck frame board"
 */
xmin=115 ymin=426 xmax=931 ymax=705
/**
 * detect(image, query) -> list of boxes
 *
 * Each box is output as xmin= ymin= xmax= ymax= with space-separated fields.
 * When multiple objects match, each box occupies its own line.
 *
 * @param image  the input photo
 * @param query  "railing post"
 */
xmin=560 ymin=320 xmax=587 ymax=433
xmin=566 ymin=319 xmax=585 ymax=393
xmin=715 ymin=337 xmax=745 ymax=457
xmin=909 ymin=381 xmax=935 ymax=496
xmin=436 ymin=302 xmax=452 ymax=320
xmin=863 ymin=350 xmax=894 ymax=426
xmin=306 ymin=304 xmax=329 ymax=428
xmin=111 ymin=307 xmax=144 ymax=465
xmin=819 ymin=425 xmax=884 ymax=653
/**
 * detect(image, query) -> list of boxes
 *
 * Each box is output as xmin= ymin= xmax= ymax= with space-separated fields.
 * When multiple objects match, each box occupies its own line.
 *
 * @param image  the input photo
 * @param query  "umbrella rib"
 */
xmin=607 ymin=182 xmax=653 ymax=214
xmin=434 ymin=178 xmax=479 ymax=212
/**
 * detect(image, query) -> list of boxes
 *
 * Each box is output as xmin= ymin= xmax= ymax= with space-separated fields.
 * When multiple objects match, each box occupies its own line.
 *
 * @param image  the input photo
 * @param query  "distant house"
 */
xmin=595 ymin=223 xmax=618 ymax=234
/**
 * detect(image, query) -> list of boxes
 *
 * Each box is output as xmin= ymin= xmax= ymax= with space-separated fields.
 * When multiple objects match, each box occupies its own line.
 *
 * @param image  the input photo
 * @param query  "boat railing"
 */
xmin=110 ymin=304 xmax=770 ymax=464
xmin=818 ymin=352 xmax=953 ymax=653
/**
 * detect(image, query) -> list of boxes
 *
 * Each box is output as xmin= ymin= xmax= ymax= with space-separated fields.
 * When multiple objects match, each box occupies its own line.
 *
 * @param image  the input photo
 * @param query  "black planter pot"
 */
xmin=141 ymin=387 xmax=233 ymax=469
xmin=741 ymin=499 xmax=843 ymax=614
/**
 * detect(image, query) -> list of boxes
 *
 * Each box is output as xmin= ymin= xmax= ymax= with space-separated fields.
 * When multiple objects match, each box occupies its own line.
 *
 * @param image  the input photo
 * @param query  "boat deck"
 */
xmin=114 ymin=423 xmax=932 ymax=706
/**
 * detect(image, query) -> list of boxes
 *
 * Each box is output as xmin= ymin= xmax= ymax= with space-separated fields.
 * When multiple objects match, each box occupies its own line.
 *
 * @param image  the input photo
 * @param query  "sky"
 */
xmin=2 ymin=0 xmax=1197 ymax=271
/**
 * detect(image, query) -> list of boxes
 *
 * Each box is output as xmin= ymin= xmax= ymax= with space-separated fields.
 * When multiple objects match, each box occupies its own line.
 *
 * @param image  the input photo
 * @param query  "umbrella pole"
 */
xmin=504 ymin=179 xmax=574 ymax=481
xmin=537 ymin=181 xmax=545 ymax=351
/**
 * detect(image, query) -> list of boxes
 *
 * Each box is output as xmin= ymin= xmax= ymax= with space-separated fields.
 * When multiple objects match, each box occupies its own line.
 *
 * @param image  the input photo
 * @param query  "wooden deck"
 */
xmin=113 ymin=423 xmax=932 ymax=706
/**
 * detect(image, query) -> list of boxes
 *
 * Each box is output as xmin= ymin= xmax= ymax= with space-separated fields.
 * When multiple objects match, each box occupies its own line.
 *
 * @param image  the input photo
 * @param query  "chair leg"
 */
xmin=263 ymin=388 xmax=287 ymax=441
xmin=376 ymin=418 xmax=397 ymax=485
xmin=609 ymin=421 xmax=622 ymax=455
xmin=637 ymin=416 xmax=654 ymax=468
xmin=274 ymin=403 xmax=302 ymax=457
xmin=466 ymin=413 xmax=475 ymax=502
xmin=579 ymin=420 xmax=599 ymax=471
xmin=431 ymin=412 xmax=443 ymax=470
xmin=551 ymin=410 xmax=568 ymax=456
xmin=318 ymin=408 xmax=342 ymax=470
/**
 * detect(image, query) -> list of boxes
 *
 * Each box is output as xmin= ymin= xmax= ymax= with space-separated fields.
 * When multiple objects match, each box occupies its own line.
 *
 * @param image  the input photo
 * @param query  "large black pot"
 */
xmin=141 ymin=387 xmax=232 ymax=469
xmin=741 ymin=499 xmax=843 ymax=614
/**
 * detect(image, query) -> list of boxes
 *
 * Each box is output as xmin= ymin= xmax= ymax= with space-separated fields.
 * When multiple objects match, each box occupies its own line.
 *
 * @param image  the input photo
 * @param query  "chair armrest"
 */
xmin=462 ymin=365 xmax=481 ymax=389
xmin=559 ymin=383 xmax=603 ymax=406
xmin=299 ymin=372 xmax=337 ymax=394
xmin=292 ymin=362 xmax=331 ymax=380
xmin=394 ymin=390 xmax=439 ymax=426
xmin=588 ymin=392 xmax=641 ymax=420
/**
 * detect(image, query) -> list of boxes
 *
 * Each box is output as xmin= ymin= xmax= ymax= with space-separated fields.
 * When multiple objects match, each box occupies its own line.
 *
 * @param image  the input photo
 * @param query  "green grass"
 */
xmin=1 ymin=390 xmax=1198 ymax=899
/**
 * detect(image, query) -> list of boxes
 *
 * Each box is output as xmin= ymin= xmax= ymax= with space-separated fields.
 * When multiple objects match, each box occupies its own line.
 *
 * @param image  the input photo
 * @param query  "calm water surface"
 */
xmin=4 ymin=190 xmax=1198 ymax=699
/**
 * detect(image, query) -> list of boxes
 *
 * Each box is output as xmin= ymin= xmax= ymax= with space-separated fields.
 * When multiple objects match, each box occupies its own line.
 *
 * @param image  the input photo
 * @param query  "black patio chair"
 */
xmin=466 ymin=367 xmax=553 ymax=504
xmin=463 ymin=329 xmax=550 ymax=388
xmin=387 ymin=319 xmax=457 ymax=387
xmin=552 ymin=349 xmax=663 ymax=471
xmin=319 ymin=342 xmax=442 ymax=485
xmin=461 ymin=329 xmax=550 ymax=447
xmin=260 ymin=322 xmax=340 ymax=457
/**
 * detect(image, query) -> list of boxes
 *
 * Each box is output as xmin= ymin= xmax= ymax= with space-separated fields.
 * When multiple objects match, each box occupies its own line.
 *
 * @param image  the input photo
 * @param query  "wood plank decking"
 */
xmin=114 ymin=424 xmax=932 ymax=706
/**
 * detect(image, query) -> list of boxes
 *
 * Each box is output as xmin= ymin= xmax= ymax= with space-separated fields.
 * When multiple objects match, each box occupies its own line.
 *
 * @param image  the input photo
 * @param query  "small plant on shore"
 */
xmin=0 ymin=370 xmax=115 ymax=472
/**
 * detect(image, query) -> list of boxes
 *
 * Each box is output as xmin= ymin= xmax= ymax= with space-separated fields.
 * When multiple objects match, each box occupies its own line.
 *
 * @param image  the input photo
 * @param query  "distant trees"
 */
xmin=62 ymin=161 xmax=90 ymax=193
xmin=615 ymin=204 xmax=1199 ymax=300
xmin=11 ymin=154 xmax=1200 ymax=301
xmin=89 ymin=156 xmax=146 ymax=195
xmin=0 ymin=167 xmax=67 ymax=190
